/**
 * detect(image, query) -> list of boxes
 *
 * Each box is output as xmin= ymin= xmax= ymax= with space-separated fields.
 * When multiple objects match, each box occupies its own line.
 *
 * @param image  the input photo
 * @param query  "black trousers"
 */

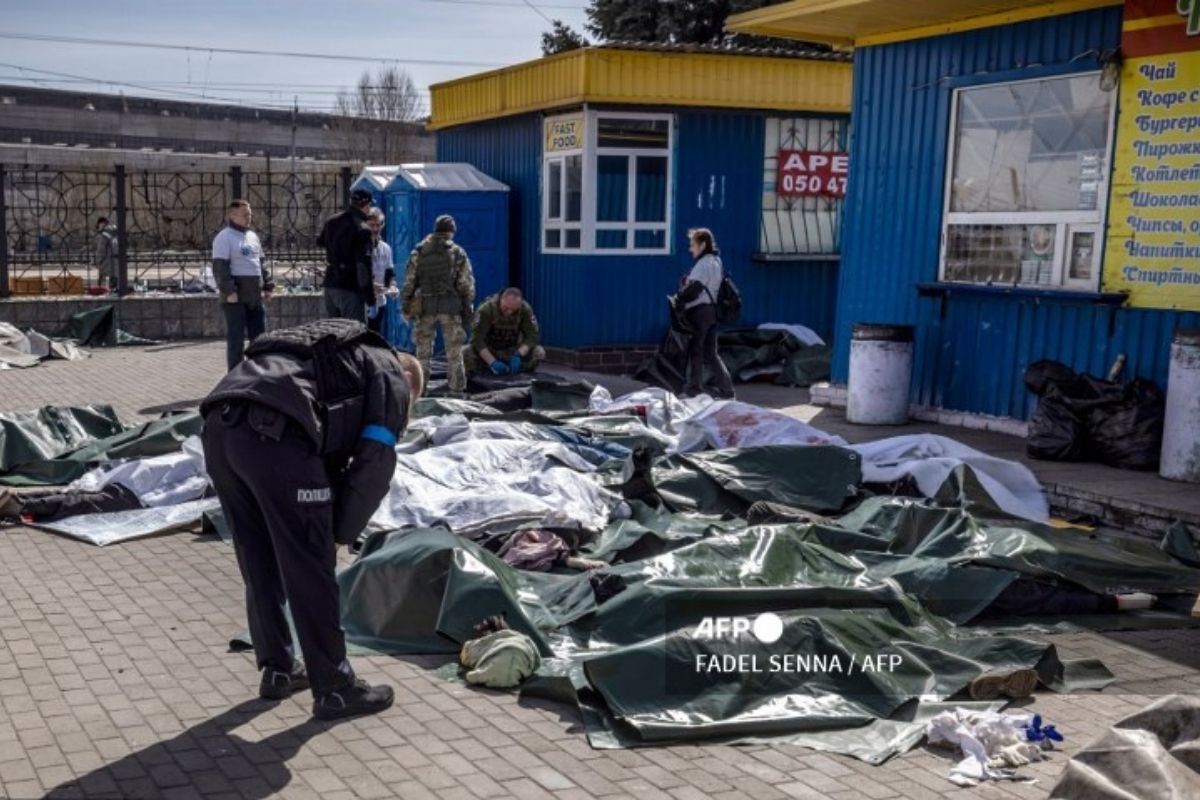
xmin=684 ymin=303 xmax=734 ymax=398
xmin=20 ymin=483 xmax=141 ymax=522
xmin=979 ymin=577 xmax=1118 ymax=619
xmin=324 ymin=287 xmax=366 ymax=323
xmin=202 ymin=401 xmax=353 ymax=696
xmin=222 ymin=302 xmax=267 ymax=371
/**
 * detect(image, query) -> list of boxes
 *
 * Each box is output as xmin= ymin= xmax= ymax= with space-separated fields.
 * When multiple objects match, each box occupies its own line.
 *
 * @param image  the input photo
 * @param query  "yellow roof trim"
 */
xmin=855 ymin=0 xmax=1122 ymax=46
xmin=428 ymin=47 xmax=851 ymax=130
xmin=727 ymin=0 xmax=1122 ymax=49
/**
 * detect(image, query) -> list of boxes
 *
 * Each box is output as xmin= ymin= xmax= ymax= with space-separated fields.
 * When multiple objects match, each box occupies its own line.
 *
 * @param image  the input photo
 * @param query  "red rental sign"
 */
xmin=777 ymin=150 xmax=849 ymax=198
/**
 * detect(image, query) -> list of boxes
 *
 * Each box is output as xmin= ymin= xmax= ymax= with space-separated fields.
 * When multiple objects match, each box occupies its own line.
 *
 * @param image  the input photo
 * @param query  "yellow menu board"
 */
xmin=1102 ymin=0 xmax=1200 ymax=309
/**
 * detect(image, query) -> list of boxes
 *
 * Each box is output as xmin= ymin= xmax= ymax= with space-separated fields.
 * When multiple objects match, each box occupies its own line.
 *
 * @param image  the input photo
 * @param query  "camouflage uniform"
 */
xmin=401 ymin=232 xmax=475 ymax=393
xmin=463 ymin=293 xmax=545 ymax=373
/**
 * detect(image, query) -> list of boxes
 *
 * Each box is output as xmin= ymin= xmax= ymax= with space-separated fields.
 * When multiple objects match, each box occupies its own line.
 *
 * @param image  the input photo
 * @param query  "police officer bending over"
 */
xmin=464 ymin=287 xmax=545 ymax=375
xmin=200 ymin=319 xmax=423 ymax=720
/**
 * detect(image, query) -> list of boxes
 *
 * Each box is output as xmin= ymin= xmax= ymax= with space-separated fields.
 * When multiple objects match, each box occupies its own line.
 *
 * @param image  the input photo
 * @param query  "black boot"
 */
xmin=259 ymin=662 xmax=310 ymax=700
xmin=313 ymin=678 xmax=394 ymax=721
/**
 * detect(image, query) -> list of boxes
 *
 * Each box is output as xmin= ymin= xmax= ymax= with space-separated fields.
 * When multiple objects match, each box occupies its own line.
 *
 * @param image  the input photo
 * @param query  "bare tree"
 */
xmin=333 ymin=66 xmax=426 ymax=165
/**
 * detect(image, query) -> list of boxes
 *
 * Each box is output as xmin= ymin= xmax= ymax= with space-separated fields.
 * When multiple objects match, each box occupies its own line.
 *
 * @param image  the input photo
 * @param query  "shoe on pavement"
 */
xmin=968 ymin=667 xmax=1039 ymax=700
xmin=313 ymin=679 xmax=394 ymax=721
xmin=259 ymin=663 xmax=310 ymax=700
xmin=0 ymin=489 xmax=23 ymax=519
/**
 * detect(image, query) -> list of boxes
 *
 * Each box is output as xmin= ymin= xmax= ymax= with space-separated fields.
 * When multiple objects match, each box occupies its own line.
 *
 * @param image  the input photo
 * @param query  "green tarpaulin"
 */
xmin=0 ymin=408 xmax=203 ymax=486
xmin=332 ymin=495 xmax=1172 ymax=759
xmin=717 ymin=329 xmax=832 ymax=387
xmin=69 ymin=305 xmax=157 ymax=348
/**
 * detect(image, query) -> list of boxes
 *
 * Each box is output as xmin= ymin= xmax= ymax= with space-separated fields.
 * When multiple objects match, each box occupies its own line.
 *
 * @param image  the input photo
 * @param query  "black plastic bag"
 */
xmin=1025 ymin=359 xmax=1087 ymax=397
xmin=1026 ymin=361 xmax=1093 ymax=462
xmin=1027 ymin=389 xmax=1088 ymax=461
xmin=1025 ymin=360 xmax=1165 ymax=470
xmin=1086 ymin=378 xmax=1164 ymax=471
xmin=633 ymin=328 xmax=689 ymax=394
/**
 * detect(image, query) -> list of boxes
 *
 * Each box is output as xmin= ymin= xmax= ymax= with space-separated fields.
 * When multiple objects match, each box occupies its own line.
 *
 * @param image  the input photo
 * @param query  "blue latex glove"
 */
xmin=508 ymin=354 xmax=523 ymax=373
xmin=490 ymin=360 xmax=511 ymax=375
xmin=1024 ymin=714 xmax=1063 ymax=744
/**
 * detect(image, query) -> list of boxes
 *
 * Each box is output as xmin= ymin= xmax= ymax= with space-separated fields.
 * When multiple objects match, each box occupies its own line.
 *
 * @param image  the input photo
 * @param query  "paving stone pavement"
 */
xmin=3 ymin=342 xmax=1200 ymax=799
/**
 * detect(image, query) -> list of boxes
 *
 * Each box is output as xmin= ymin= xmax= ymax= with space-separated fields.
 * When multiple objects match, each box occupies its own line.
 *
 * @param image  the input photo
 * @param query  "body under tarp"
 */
xmin=0 ymin=409 xmax=203 ymax=486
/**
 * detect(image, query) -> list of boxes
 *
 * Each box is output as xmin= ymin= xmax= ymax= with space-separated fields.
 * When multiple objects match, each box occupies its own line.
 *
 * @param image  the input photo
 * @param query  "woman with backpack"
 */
xmin=676 ymin=228 xmax=735 ymax=400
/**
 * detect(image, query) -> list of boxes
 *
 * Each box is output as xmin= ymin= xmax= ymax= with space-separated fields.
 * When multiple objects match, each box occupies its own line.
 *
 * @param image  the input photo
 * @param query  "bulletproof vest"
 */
xmin=413 ymin=237 xmax=461 ymax=315
xmin=486 ymin=303 xmax=522 ymax=351
xmin=245 ymin=319 xmax=391 ymax=455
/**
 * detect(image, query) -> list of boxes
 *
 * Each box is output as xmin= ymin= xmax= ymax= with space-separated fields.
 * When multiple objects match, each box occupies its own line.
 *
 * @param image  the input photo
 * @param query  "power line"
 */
xmin=0 ymin=60 xmax=278 ymax=106
xmin=0 ymin=76 xmax=434 ymax=97
xmin=0 ymin=63 xmax=378 ymax=112
xmin=0 ymin=31 xmax=505 ymax=68
xmin=418 ymin=0 xmax=588 ymax=9
xmin=518 ymin=0 xmax=555 ymax=25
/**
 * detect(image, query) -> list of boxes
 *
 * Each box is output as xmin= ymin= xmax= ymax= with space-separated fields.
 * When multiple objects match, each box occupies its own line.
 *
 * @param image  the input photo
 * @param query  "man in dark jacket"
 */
xmin=200 ymin=319 xmax=423 ymax=720
xmin=317 ymin=189 xmax=375 ymax=322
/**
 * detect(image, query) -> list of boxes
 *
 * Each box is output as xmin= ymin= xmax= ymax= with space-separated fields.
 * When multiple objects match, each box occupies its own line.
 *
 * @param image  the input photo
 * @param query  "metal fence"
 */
xmin=0 ymin=163 xmax=354 ymax=297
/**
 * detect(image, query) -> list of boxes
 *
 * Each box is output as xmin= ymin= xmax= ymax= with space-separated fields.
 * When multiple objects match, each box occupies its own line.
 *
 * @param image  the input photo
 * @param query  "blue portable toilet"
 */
xmin=350 ymin=166 xmax=401 ymax=210
xmin=382 ymin=163 xmax=510 ymax=304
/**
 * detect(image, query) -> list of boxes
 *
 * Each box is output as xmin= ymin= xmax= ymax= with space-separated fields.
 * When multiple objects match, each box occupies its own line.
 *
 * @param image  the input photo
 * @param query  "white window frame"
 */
xmin=541 ymin=108 xmax=674 ymax=256
xmin=542 ymin=135 xmax=584 ymax=252
xmin=938 ymin=71 xmax=1117 ymax=291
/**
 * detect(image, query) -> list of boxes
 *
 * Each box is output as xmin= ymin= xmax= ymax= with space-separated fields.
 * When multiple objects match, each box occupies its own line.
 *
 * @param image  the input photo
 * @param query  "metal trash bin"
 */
xmin=847 ymin=323 xmax=914 ymax=425
xmin=1160 ymin=328 xmax=1200 ymax=483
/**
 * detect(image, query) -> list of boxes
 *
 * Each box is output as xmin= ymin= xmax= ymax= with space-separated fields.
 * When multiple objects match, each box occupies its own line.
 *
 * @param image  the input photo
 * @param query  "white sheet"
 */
xmin=370 ymin=439 xmax=618 ymax=536
xmin=757 ymin=322 xmax=825 ymax=347
xmin=673 ymin=400 xmax=848 ymax=453
xmin=591 ymin=387 xmax=1048 ymax=523
xmin=69 ymin=435 xmax=209 ymax=508
xmin=34 ymin=498 xmax=220 ymax=547
xmin=850 ymin=434 xmax=1049 ymax=523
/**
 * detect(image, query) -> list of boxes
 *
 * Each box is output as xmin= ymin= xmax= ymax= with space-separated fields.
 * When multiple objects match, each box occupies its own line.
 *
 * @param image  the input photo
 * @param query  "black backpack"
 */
xmin=704 ymin=262 xmax=743 ymax=325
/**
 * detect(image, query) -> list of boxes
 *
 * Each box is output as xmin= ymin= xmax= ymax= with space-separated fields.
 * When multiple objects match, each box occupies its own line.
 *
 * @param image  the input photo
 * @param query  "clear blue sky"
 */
xmin=0 ymin=0 xmax=592 ymax=113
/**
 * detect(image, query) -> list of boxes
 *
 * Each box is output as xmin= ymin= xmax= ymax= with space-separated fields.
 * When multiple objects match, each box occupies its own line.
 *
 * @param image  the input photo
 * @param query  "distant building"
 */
xmin=0 ymin=85 xmax=433 ymax=164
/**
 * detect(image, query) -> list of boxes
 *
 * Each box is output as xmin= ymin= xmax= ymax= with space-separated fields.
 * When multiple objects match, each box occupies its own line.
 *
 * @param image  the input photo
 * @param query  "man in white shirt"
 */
xmin=365 ymin=208 xmax=395 ymax=334
xmin=212 ymin=200 xmax=274 ymax=370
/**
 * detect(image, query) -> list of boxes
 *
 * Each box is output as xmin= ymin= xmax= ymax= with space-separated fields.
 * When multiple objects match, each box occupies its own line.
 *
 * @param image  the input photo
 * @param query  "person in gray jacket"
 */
xmin=676 ymin=228 xmax=734 ymax=399
xmin=212 ymin=200 xmax=274 ymax=371
xmin=93 ymin=216 xmax=118 ymax=291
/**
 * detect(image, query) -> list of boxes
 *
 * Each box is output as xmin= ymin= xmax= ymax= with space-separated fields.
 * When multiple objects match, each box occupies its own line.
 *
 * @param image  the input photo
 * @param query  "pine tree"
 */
xmin=541 ymin=19 xmax=590 ymax=55
xmin=567 ymin=0 xmax=825 ymax=50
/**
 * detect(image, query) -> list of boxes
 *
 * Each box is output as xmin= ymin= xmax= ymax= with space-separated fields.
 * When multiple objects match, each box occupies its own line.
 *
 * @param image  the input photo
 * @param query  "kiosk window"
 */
xmin=940 ymin=72 xmax=1114 ymax=290
xmin=542 ymin=110 xmax=673 ymax=255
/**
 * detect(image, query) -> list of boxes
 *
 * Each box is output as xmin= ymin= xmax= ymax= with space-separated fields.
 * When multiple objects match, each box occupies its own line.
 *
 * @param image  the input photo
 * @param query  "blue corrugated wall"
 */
xmin=437 ymin=110 xmax=840 ymax=348
xmin=833 ymin=6 xmax=1199 ymax=419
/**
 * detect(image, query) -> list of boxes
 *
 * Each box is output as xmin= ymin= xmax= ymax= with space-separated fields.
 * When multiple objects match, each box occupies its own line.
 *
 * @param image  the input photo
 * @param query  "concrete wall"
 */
xmin=0 ymin=85 xmax=434 ymax=163
xmin=0 ymin=294 xmax=323 ymax=340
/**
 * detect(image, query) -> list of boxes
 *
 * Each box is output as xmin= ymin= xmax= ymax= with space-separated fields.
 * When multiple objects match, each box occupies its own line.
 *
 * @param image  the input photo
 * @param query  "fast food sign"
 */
xmin=776 ymin=150 xmax=849 ymax=198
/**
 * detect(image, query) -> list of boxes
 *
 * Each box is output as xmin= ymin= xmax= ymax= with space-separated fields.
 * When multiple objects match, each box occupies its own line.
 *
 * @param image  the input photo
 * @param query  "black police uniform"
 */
xmin=200 ymin=319 xmax=409 ymax=699
xmin=317 ymin=198 xmax=375 ymax=322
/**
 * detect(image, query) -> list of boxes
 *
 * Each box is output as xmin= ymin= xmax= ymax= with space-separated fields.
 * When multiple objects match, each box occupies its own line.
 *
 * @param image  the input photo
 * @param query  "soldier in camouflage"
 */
xmin=463 ymin=287 xmax=545 ymax=375
xmin=400 ymin=215 xmax=475 ymax=394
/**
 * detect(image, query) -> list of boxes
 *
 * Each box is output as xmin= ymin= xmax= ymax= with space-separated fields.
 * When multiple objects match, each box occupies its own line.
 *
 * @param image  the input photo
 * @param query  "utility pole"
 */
xmin=290 ymin=96 xmax=298 ymax=178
